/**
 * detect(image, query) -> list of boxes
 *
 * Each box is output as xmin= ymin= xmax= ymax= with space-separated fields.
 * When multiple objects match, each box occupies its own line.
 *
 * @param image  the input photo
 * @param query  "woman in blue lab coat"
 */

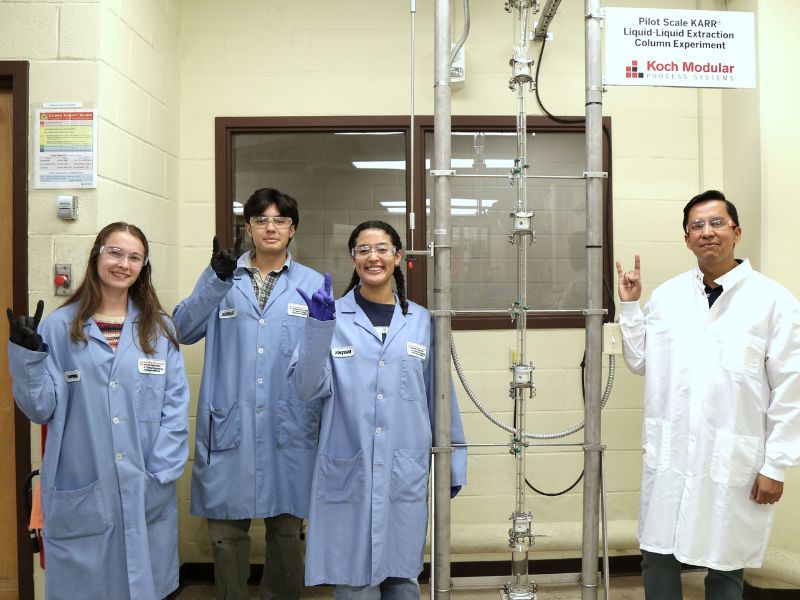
xmin=6 ymin=222 xmax=189 ymax=600
xmin=289 ymin=221 xmax=467 ymax=599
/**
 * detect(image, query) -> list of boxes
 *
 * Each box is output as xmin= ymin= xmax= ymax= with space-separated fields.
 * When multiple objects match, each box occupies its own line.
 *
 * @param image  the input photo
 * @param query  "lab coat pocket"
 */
xmin=281 ymin=318 xmax=304 ymax=356
xmin=209 ymin=401 xmax=242 ymax=451
xmin=643 ymin=419 xmax=671 ymax=472
xmin=44 ymin=479 xmax=109 ymax=540
xmin=399 ymin=358 xmax=425 ymax=402
xmin=720 ymin=334 xmax=766 ymax=379
xmin=144 ymin=473 xmax=177 ymax=524
xmin=711 ymin=429 xmax=760 ymax=487
xmin=277 ymin=398 xmax=321 ymax=449
xmin=389 ymin=448 xmax=429 ymax=503
xmin=318 ymin=450 xmax=365 ymax=503
xmin=134 ymin=373 xmax=166 ymax=422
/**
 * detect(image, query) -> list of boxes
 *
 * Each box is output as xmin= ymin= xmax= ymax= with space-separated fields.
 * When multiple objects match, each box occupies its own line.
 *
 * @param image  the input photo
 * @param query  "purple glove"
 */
xmin=451 ymin=485 xmax=462 ymax=499
xmin=297 ymin=273 xmax=335 ymax=321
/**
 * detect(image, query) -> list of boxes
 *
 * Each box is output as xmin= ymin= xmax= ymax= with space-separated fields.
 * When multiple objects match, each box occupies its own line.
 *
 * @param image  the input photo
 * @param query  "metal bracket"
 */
xmin=430 ymin=169 xmax=456 ymax=176
xmin=429 ymin=309 xmax=455 ymax=317
xmin=582 ymin=308 xmax=607 ymax=316
xmin=583 ymin=171 xmax=608 ymax=178
xmin=430 ymin=446 xmax=455 ymax=454
xmin=583 ymin=444 xmax=607 ymax=452
xmin=585 ymin=9 xmax=605 ymax=20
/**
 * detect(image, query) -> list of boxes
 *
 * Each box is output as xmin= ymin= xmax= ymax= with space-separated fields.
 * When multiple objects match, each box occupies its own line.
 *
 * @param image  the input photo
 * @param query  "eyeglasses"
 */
xmin=351 ymin=244 xmax=397 ymax=259
xmin=686 ymin=217 xmax=734 ymax=233
xmin=249 ymin=215 xmax=293 ymax=229
xmin=99 ymin=245 xmax=149 ymax=267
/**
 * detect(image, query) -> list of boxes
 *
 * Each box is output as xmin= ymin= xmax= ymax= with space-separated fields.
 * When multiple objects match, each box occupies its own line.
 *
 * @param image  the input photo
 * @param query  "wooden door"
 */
xmin=0 ymin=88 xmax=19 ymax=599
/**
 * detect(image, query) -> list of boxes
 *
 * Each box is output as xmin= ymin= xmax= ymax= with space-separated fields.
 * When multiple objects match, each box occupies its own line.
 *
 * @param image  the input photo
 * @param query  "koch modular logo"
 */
xmin=625 ymin=60 xmax=644 ymax=79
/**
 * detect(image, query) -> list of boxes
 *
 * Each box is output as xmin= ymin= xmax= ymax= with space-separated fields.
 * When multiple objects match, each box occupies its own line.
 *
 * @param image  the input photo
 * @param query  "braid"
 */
xmin=393 ymin=266 xmax=409 ymax=315
xmin=342 ymin=269 xmax=361 ymax=297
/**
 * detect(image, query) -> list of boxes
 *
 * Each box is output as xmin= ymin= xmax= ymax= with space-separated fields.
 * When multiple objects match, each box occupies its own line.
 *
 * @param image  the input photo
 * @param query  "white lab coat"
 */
xmin=620 ymin=260 xmax=800 ymax=570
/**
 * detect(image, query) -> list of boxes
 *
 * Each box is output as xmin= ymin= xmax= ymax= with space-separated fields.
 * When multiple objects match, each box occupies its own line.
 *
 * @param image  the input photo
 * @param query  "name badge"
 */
xmin=407 ymin=342 xmax=427 ymax=360
xmin=287 ymin=303 xmax=309 ymax=318
xmin=64 ymin=370 xmax=81 ymax=383
xmin=331 ymin=346 xmax=355 ymax=358
xmin=138 ymin=359 xmax=166 ymax=375
xmin=218 ymin=308 xmax=237 ymax=319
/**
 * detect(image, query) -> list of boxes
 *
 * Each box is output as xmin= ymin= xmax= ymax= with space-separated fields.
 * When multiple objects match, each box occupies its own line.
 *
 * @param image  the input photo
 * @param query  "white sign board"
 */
xmin=604 ymin=8 xmax=755 ymax=89
xmin=34 ymin=108 xmax=98 ymax=189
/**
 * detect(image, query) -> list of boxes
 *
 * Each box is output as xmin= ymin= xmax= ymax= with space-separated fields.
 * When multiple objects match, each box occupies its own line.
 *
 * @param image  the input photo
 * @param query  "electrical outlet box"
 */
xmin=602 ymin=322 xmax=624 ymax=355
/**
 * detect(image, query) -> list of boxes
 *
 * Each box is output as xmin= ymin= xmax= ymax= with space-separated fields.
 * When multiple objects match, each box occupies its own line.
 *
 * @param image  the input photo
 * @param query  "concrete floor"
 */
xmin=174 ymin=571 xmax=706 ymax=599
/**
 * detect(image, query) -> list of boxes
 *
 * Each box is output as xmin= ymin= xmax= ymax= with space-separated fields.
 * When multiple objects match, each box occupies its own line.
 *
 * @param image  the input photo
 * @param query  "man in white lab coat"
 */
xmin=616 ymin=190 xmax=800 ymax=599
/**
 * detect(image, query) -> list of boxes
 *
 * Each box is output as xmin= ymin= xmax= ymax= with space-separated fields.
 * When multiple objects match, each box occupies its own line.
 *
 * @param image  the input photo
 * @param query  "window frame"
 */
xmin=215 ymin=115 xmax=613 ymax=329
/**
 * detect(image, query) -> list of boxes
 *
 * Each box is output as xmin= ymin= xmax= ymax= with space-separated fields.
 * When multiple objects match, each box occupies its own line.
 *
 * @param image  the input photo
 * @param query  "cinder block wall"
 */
xmin=4 ymin=0 xmax=800 ymax=591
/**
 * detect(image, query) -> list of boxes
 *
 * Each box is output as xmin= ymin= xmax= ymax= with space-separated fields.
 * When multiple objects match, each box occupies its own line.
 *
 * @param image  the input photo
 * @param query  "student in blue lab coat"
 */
xmin=6 ymin=222 xmax=190 ymax=600
xmin=173 ymin=188 xmax=324 ymax=600
xmin=289 ymin=220 xmax=468 ymax=600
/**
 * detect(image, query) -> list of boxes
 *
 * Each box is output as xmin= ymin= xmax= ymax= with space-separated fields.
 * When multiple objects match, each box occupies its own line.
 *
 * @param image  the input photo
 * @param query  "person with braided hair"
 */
xmin=289 ymin=220 xmax=467 ymax=599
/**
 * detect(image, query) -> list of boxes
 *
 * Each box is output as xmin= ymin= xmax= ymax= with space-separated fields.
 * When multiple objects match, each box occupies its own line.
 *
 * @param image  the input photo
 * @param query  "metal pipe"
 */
xmin=408 ymin=0 xmax=418 ymax=254
xmin=580 ymin=0 xmax=604 ymax=598
xmin=433 ymin=0 xmax=453 ymax=597
xmin=429 ymin=452 xmax=436 ymax=600
xmin=600 ymin=448 xmax=610 ymax=600
xmin=446 ymin=173 xmax=585 ymax=179
xmin=449 ymin=308 xmax=584 ymax=314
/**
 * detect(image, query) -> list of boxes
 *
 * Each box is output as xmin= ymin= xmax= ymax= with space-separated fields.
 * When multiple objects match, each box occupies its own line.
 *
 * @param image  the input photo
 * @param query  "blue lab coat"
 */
xmin=288 ymin=290 xmax=468 ymax=586
xmin=173 ymin=254 xmax=324 ymax=519
xmin=7 ymin=300 xmax=189 ymax=600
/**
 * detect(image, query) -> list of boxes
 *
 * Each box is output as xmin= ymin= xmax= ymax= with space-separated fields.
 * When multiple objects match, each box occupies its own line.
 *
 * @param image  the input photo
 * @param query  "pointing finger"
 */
xmin=6 ymin=307 xmax=14 ymax=328
xmin=33 ymin=300 xmax=44 ymax=328
xmin=323 ymin=273 xmax=332 ymax=296
xmin=615 ymin=260 xmax=623 ymax=279
xmin=212 ymin=236 xmax=220 ymax=254
xmin=634 ymin=254 xmax=641 ymax=276
xmin=233 ymin=235 xmax=242 ymax=256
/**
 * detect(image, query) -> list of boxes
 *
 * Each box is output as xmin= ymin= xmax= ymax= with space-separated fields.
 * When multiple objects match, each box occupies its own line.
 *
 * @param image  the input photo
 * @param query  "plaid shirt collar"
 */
xmin=245 ymin=251 xmax=291 ymax=311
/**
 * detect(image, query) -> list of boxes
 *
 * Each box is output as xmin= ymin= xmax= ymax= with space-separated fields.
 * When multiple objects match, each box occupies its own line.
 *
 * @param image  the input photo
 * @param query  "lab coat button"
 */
xmin=259 ymin=319 xmax=265 ymax=325
xmin=377 ymin=394 xmax=384 ymax=400
xmin=375 ymin=427 xmax=382 ymax=434
xmin=257 ymin=378 xmax=264 ymax=384
xmin=258 ymin=348 xmax=264 ymax=354
xmin=115 ymin=453 xmax=123 ymax=461
xmin=112 ymin=416 xmax=120 ymax=424
xmin=109 ymin=381 xmax=117 ymax=389
xmin=256 ymin=406 xmax=263 ymax=414
xmin=378 ymin=361 xmax=385 ymax=367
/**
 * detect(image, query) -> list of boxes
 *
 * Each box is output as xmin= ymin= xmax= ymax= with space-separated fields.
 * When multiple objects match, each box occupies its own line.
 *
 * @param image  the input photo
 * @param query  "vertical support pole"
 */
xmin=433 ymin=0 xmax=453 ymax=598
xmin=580 ymin=0 xmax=603 ymax=599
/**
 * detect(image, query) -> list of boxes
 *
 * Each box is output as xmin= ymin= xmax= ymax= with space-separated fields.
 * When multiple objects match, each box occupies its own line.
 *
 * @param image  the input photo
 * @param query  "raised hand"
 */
xmin=615 ymin=254 xmax=642 ymax=302
xmin=210 ymin=235 xmax=242 ymax=281
xmin=7 ymin=300 xmax=45 ymax=351
xmin=297 ymin=273 xmax=335 ymax=321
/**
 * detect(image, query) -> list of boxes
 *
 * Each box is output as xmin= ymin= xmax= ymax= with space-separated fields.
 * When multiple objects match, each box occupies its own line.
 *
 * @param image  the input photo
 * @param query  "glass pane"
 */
xmin=425 ymin=131 xmax=587 ymax=311
xmin=232 ymin=132 xmax=406 ymax=297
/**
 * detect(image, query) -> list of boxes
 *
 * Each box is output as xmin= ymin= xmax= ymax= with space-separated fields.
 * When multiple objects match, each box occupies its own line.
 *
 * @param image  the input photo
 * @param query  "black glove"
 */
xmin=7 ymin=300 xmax=45 ymax=351
xmin=210 ymin=235 xmax=242 ymax=281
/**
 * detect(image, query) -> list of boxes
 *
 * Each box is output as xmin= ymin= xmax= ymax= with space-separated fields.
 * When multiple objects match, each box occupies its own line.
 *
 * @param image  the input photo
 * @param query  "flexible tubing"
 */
xmin=449 ymin=0 xmax=471 ymax=66
xmin=450 ymin=334 xmax=615 ymax=439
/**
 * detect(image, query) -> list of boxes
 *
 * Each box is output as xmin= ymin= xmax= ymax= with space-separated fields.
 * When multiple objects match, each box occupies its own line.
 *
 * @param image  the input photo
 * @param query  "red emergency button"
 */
xmin=54 ymin=274 xmax=69 ymax=287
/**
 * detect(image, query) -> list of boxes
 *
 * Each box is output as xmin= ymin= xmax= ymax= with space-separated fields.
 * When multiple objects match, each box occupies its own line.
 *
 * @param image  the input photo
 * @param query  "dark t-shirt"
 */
xmin=354 ymin=287 xmax=394 ymax=342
